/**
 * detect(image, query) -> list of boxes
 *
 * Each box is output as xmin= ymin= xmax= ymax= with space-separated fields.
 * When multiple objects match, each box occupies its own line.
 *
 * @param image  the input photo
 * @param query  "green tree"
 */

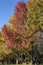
xmin=26 ymin=0 xmax=43 ymax=36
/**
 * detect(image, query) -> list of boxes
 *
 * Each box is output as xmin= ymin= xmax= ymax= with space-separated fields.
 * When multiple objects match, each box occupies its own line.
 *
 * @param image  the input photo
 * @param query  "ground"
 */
xmin=0 ymin=63 xmax=43 ymax=65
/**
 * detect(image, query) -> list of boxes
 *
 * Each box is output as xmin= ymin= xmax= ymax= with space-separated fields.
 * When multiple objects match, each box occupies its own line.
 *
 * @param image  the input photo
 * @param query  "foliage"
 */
xmin=0 ymin=0 xmax=43 ymax=62
xmin=26 ymin=0 xmax=43 ymax=35
xmin=9 ymin=1 xmax=28 ymax=35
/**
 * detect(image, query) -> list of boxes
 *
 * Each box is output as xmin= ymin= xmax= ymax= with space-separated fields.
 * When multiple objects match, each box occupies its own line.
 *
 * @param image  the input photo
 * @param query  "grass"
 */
xmin=0 ymin=64 xmax=43 ymax=65
xmin=0 ymin=64 xmax=29 ymax=65
xmin=0 ymin=63 xmax=31 ymax=65
xmin=0 ymin=62 xmax=43 ymax=65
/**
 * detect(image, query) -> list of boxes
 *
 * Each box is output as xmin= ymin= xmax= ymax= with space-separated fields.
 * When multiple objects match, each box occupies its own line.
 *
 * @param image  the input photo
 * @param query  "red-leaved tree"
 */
xmin=9 ymin=1 xmax=28 ymax=35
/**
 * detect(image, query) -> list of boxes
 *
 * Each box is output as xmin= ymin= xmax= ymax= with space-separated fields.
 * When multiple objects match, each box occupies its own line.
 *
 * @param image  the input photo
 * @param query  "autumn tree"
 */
xmin=1 ymin=0 xmax=43 ymax=63
xmin=0 ymin=32 xmax=8 ymax=60
xmin=26 ymin=0 xmax=43 ymax=37
xmin=2 ymin=1 xmax=31 ymax=59
xmin=9 ymin=1 xmax=28 ymax=35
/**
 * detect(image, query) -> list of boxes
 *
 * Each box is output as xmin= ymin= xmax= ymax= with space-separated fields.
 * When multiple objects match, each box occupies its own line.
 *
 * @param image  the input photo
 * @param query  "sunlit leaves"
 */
xmin=9 ymin=1 xmax=28 ymax=35
xmin=0 ymin=0 xmax=43 ymax=59
xmin=26 ymin=0 xmax=43 ymax=36
xmin=2 ymin=25 xmax=19 ymax=49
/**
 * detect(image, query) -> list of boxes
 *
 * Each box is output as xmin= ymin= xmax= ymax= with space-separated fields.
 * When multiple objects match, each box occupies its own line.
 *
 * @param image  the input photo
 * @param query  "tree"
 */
xmin=9 ymin=1 xmax=28 ymax=35
xmin=1 ymin=0 xmax=43 ymax=63
xmin=26 ymin=0 xmax=43 ymax=37
xmin=0 ymin=32 xmax=10 ymax=60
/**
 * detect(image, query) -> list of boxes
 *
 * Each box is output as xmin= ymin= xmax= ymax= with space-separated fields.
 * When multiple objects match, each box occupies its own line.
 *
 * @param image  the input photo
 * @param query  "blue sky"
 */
xmin=0 ymin=0 xmax=28 ymax=30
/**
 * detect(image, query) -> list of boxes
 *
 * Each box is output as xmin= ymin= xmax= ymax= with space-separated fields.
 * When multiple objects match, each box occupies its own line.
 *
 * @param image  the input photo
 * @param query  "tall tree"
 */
xmin=26 ymin=0 xmax=43 ymax=37
xmin=9 ymin=1 xmax=28 ymax=35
